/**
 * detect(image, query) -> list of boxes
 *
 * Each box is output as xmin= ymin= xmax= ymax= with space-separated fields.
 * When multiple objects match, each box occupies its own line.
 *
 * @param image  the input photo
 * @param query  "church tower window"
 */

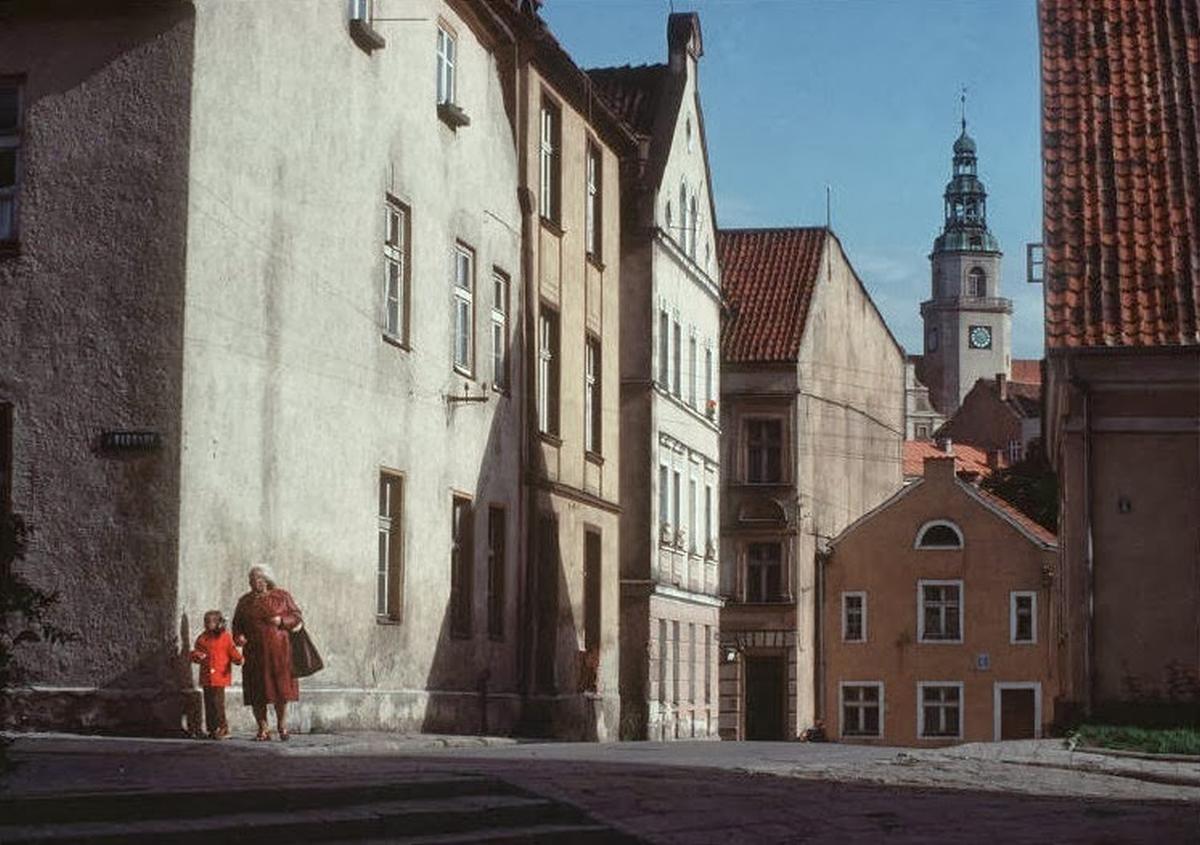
xmin=966 ymin=267 xmax=986 ymax=298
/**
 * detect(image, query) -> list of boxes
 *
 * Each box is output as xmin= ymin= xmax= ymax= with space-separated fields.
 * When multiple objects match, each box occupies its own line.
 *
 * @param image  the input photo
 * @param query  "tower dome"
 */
xmin=933 ymin=121 xmax=999 ymax=254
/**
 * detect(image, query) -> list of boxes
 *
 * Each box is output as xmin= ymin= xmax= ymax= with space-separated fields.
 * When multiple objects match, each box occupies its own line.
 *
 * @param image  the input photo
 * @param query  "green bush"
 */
xmin=1074 ymin=724 xmax=1200 ymax=756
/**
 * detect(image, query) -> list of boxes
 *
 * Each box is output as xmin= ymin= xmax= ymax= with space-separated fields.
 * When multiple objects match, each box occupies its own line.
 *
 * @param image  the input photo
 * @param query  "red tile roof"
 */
xmin=903 ymin=440 xmax=992 ymax=479
xmin=1010 ymin=358 xmax=1043 ymax=385
xmin=1040 ymin=0 xmax=1200 ymax=349
xmin=718 ymin=228 xmax=827 ymax=362
xmin=974 ymin=485 xmax=1058 ymax=546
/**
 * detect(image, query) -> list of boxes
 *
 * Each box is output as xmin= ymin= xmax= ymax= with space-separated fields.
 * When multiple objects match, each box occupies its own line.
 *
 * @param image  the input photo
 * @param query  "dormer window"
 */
xmin=915 ymin=520 xmax=963 ymax=549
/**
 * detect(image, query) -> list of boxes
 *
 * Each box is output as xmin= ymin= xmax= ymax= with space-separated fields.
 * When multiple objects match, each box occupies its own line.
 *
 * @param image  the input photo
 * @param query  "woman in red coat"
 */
xmin=232 ymin=565 xmax=303 ymax=741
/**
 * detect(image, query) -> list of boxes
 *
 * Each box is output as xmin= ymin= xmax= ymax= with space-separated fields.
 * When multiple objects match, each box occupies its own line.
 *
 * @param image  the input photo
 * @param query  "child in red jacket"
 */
xmin=191 ymin=610 xmax=243 ymax=739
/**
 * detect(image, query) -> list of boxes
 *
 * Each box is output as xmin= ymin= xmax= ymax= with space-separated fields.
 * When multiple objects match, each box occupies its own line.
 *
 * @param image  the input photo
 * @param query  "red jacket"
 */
xmin=191 ymin=629 xmax=243 ymax=688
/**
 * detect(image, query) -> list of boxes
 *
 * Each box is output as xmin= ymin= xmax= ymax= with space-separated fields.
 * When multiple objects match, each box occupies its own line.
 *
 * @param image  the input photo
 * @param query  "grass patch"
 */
xmin=1073 ymin=724 xmax=1200 ymax=756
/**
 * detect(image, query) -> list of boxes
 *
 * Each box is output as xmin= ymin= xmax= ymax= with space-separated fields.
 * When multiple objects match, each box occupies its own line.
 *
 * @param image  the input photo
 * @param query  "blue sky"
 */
xmin=542 ymin=0 xmax=1045 ymax=359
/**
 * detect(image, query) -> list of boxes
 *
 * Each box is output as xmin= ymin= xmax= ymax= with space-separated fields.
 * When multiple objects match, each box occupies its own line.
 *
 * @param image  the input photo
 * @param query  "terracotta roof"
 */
xmin=903 ymin=440 xmax=992 ymax=479
xmin=586 ymin=64 xmax=670 ymax=138
xmin=1040 ymin=0 xmax=1200 ymax=349
xmin=1005 ymin=381 xmax=1042 ymax=419
xmin=972 ymin=485 xmax=1058 ymax=546
xmin=718 ymin=228 xmax=827 ymax=362
xmin=1011 ymin=358 xmax=1042 ymax=385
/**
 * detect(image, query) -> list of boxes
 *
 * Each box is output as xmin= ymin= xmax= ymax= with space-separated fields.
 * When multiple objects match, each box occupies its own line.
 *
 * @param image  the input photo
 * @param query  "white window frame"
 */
xmin=658 ymin=310 xmax=670 ymax=387
xmin=658 ymin=463 xmax=670 ymax=534
xmin=539 ymin=100 xmax=559 ymax=223
xmin=1010 ymin=591 xmax=1037 ymax=644
xmin=914 ymin=519 xmax=964 ymax=549
xmin=436 ymin=25 xmax=457 ymax=105
xmin=490 ymin=269 xmax=509 ymax=391
xmin=584 ymin=336 xmax=601 ymax=454
xmin=382 ymin=199 xmax=410 ymax=345
xmin=842 ymin=591 xmax=867 ymax=643
xmin=452 ymin=243 xmax=474 ymax=375
xmin=585 ymin=141 xmax=601 ymax=259
xmin=688 ymin=194 xmax=698 ymax=258
xmin=704 ymin=345 xmax=714 ymax=405
xmin=537 ymin=307 xmax=558 ymax=435
xmin=917 ymin=579 xmax=963 ymax=644
xmin=377 ymin=471 xmax=404 ymax=620
xmin=1007 ymin=439 xmax=1023 ymax=464
xmin=992 ymin=682 xmax=1042 ymax=741
xmin=917 ymin=681 xmax=964 ymax=739
xmin=688 ymin=475 xmax=698 ymax=554
xmin=672 ymin=318 xmax=682 ymax=397
xmin=703 ymin=483 xmax=713 ymax=555
xmin=672 ymin=469 xmax=681 ymax=537
xmin=688 ymin=334 xmax=697 ymax=407
xmin=0 ymin=78 xmax=22 ymax=243
xmin=839 ymin=681 xmax=883 ymax=738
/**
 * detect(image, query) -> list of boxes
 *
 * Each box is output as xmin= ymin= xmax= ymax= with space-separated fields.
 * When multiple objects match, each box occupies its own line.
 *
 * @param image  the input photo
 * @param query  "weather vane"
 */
xmin=960 ymin=85 xmax=968 ymax=133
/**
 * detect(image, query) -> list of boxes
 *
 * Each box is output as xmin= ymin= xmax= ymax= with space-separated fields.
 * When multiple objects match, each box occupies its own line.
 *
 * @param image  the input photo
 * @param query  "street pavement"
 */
xmin=2 ymin=732 xmax=1198 ymax=843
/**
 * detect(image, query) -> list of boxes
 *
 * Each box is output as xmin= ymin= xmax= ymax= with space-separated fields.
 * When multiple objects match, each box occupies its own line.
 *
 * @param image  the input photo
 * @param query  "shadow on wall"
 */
xmin=0 ymin=2 xmax=196 ymax=735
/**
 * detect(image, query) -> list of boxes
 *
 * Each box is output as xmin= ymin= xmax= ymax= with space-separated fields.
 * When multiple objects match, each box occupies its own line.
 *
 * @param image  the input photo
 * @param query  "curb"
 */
xmin=1072 ymin=743 xmax=1200 ymax=765
xmin=998 ymin=757 xmax=1200 ymax=791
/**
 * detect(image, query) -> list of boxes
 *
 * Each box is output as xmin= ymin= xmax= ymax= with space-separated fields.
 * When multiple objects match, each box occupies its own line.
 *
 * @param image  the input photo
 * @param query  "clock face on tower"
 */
xmin=968 ymin=325 xmax=993 ymax=349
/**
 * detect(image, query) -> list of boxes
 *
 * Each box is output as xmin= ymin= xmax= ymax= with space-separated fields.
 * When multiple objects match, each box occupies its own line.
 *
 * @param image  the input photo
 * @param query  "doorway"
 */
xmin=743 ymin=655 xmax=786 ymax=740
xmin=994 ymin=683 xmax=1041 ymax=740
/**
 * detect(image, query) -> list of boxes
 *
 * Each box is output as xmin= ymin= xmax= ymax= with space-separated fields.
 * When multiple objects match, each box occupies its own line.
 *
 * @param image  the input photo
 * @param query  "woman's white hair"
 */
xmin=248 ymin=565 xmax=277 ymax=589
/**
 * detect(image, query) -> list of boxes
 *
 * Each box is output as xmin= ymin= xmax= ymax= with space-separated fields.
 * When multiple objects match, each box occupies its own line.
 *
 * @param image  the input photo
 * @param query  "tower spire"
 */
xmin=960 ymin=85 xmax=967 ymax=134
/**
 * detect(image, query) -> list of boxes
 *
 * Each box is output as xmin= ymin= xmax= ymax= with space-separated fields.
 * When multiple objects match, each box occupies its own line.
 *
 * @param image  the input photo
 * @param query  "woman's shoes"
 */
xmin=253 ymin=730 xmax=271 ymax=742
xmin=278 ymin=729 xmax=290 ymax=741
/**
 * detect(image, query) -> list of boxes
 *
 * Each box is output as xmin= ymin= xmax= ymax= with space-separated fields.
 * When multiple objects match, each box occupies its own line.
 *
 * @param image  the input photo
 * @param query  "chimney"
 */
xmin=936 ymin=436 xmax=953 ymax=455
xmin=924 ymin=455 xmax=957 ymax=483
xmin=667 ymin=13 xmax=703 ymax=74
xmin=995 ymin=372 xmax=1008 ymax=401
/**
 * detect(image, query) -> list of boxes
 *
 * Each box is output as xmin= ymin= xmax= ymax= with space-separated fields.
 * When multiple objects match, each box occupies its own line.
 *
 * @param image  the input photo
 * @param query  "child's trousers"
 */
xmin=202 ymin=687 xmax=228 ymax=735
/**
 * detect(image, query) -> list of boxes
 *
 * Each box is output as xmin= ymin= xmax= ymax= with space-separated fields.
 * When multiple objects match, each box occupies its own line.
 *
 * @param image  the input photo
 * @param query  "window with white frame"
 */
xmin=450 ymin=495 xmax=474 ymax=638
xmin=377 ymin=471 xmax=404 ymax=620
xmin=436 ymin=25 xmax=457 ymax=105
xmin=915 ymin=520 xmax=963 ymax=549
xmin=841 ymin=683 xmax=882 ymax=737
xmin=704 ymin=484 xmax=713 ymax=555
xmin=688 ymin=336 xmax=697 ymax=407
xmin=688 ymin=476 xmax=697 ymax=553
xmin=672 ymin=469 xmax=681 ymax=541
xmin=966 ymin=266 xmax=986 ymax=298
xmin=539 ymin=99 xmax=560 ymax=224
xmin=0 ymin=79 xmax=22 ymax=243
xmin=491 ymin=269 xmax=509 ymax=390
xmin=842 ymin=592 xmax=866 ymax=642
xmin=659 ymin=463 xmax=670 ymax=532
xmin=585 ymin=141 xmax=601 ymax=260
xmin=677 ymin=181 xmax=687 ymax=246
xmin=688 ymin=194 xmax=698 ymax=258
xmin=383 ymin=199 xmax=410 ymax=344
xmin=585 ymin=336 xmax=601 ymax=454
xmin=672 ymin=319 xmax=682 ymax=397
xmin=658 ymin=310 xmax=670 ymax=387
xmin=745 ymin=418 xmax=783 ymax=483
xmin=537 ymin=306 xmax=559 ymax=435
xmin=704 ymin=347 xmax=713 ymax=406
xmin=452 ymin=243 xmax=474 ymax=374
xmin=1008 ymin=439 xmax=1023 ymax=464
xmin=918 ymin=683 xmax=962 ymax=738
xmin=1011 ymin=591 xmax=1036 ymax=644
xmin=918 ymin=580 xmax=962 ymax=642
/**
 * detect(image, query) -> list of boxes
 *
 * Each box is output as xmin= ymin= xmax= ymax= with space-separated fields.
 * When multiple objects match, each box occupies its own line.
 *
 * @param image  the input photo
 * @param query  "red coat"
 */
xmin=190 ymin=629 xmax=243 ymax=688
xmin=232 ymin=588 xmax=303 ymax=706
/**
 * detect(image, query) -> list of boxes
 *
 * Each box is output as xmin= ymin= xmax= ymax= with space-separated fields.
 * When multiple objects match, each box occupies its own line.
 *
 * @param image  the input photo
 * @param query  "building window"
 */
xmin=919 ymin=683 xmax=962 ymax=738
xmin=688 ymin=477 xmax=697 ymax=553
xmin=1011 ymin=591 xmax=1036 ymax=644
xmin=703 ymin=484 xmax=713 ymax=556
xmin=436 ymin=25 xmax=456 ymax=105
xmin=688 ymin=336 xmax=698 ymax=407
xmin=658 ymin=310 xmax=670 ymax=387
xmin=538 ymin=307 xmax=560 ymax=435
xmin=685 ymin=115 xmax=693 ymax=153
xmin=658 ymin=618 xmax=668 ymax=705
xmin=672 ymin=469 xmax=681 ymax=541
xmin=487 ymin=506 xmax=506 ymax=641
xmin=672 ymin=620 xmax=681 ymax=705
xmin=383 ymin=199 xmax=410 ymax=345
xmin=926 ymin=327 xmax=939 ymax=352
xmin=584 ymin=530 xmax=601 ymax=655
xmin=745 ymin=418 xmax=783 ymax=483
xmin=703 ymin=624 xmax=712 ymax=705
xmin=915 ymin=520 xmax=963 ymax=549
xmin=585 ymin=141 xmax=602 ymax=260
xmin=842 ymin=592 xmax=866 ymax=642
xmin=1007 ymin=439 xmax=1023 ymax=465
xmin=450 ymin=495 xmax=474 ymax=638
xmin=585 ymin=336 xmax=601 ymax=454
xmin=678 ymin=181 xmax=687 ymax=246
xmin=672 ymin=319 xmax=682 ymax=397
xmin=966 ymin=267 xmax=986 ymax=298
xmin=377 ymin=472 xmax=404 ymax=620
xmin=704 ymin=347 xmax=714 ymax=406
xmin=688 ymin=623 xmax=696 ymax=703
xmin=659 ymin=463 xmax=670 ymax=533
xmin=745 ymin=542 xmax=783 ymax=603
xmin=452 ymin=243 xmax=474 ymax=374
xmin=0 ymin=79 xmax=22 ymax=243
xmin=491 ymin=270 xmax=509 ymax=391
xmin=915 ymin=423 xmax=930 ymax=440
xmin=539 ymin=99 xmax=561 ymax=224
xmin=688 ymin=195 xmax=698 ymax=258
xmin=918 ymin=580 xmax=963 ymax=643
xmin=841 ymin=683 xmax=882 ymax=737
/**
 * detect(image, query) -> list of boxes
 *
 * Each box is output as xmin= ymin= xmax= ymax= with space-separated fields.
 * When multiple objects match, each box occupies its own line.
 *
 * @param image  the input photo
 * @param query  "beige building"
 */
xmin=823 ymin=456 xmax=1058 ymax=745
xmin=1040 ymin=0 xmax=1200 ymax=724
xmin=586 ymin=13 xmax=724 ymax=741
xmin=491 ymin=0 xmax=636 ymax=740
xmin=716 ymin=228 xmax=906 ymax=739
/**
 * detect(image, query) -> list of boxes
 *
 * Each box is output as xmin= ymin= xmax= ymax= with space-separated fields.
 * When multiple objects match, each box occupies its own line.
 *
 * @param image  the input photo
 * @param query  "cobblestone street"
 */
xmin=3 ymin=734 xmax=1196 ymax=843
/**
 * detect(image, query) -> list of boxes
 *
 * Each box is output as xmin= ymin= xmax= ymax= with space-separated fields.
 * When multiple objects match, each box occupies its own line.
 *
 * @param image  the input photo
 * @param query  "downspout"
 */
xmin=814 ymin=547 xmax=829 ymax=728
xmin=1072 ymin=369 xmax=1095 ymax=717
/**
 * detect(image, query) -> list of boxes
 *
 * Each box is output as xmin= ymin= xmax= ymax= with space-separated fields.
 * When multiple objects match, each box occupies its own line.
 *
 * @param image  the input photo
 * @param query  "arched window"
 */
xmin=688 ymin=195 xmax=698 ymax=257
xmin=966 ymin=267 xmax=986 ymax=298
xmin=679 ymin=181 xmax=688 ymax=246
xmin=915 ymin=520 xmax=964 ymax=549
xmin=665 ymin=200 xmax=672 ymax=230
xmin=686 ymin=115 xmax=693 ymax=152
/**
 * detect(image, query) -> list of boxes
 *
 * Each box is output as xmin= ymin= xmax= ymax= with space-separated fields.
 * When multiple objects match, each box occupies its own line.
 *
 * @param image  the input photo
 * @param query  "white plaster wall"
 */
xmin=177 ymin=0 xmax=524 ymax=731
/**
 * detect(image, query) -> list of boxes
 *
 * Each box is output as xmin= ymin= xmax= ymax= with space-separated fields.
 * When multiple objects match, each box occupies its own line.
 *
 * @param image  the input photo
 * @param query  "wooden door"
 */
xmin=999 ymin=688 xmax=1037 ymax=739
xmin=744 ymin=656 xmax=786 ymax=740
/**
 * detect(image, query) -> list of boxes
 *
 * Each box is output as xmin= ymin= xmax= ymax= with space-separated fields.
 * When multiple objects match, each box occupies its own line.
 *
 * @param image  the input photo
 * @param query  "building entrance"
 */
xmin=743 ymin=655 xmax=786 ymax=740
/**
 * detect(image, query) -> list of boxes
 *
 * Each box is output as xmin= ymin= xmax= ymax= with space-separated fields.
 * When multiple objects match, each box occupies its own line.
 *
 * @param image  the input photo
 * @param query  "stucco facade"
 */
xmin=717 ymin=230 xmax=905 ymax=739
xmin=822 ymin=457 xmax=1059 ymax=745
xmin=590 ymin=14 xmax=723 ymax=741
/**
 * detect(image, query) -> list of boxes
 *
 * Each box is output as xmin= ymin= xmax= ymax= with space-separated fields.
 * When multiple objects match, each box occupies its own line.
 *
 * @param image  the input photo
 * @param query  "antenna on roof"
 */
xmin=825 ymin=184 xmax=831 ymax=231
xmin=960 ymin=85 xmax=967 ymax=133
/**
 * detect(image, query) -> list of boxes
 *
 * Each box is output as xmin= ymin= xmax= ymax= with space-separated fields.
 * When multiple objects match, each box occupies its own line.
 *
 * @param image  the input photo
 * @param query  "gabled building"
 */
xmin=1039 ymin=0 xmax=1200 ymax=721
xmin=716 ymin=227 xmax=905 ymax=739
xmin=936 ymin=374 xmax=1042 ymax=466
xmin=586 ymin=13 xmax=723 ymax=741
xmin=822 ymin=456 xmax=1058 ymax=745
xmin=903 ymin=440 xmax=993 ymax=484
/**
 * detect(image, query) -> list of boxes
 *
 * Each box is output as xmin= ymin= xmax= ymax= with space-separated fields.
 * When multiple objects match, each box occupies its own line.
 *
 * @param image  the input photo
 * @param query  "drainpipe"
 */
xmin=1072 ymin=369 xmax=1095 ymax=718
xmin=814 ymin=547 xmax=829 ymax=726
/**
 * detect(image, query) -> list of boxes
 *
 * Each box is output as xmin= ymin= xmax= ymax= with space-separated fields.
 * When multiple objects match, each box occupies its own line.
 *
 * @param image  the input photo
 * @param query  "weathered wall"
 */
xmin=176 ymin=0 xmax=525 ymax=734
xmin=0 ymin=4 xmax=195 ymax=731
xmin=823 ymin=459 xmax=1058 ymax=745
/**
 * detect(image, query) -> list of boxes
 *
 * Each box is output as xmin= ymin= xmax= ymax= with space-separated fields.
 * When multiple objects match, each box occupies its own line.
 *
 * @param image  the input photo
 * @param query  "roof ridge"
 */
xmin=718 ymin=225 xmax=831 ymax=234
xmin=585 ymin=62 xmax=667 ymax=74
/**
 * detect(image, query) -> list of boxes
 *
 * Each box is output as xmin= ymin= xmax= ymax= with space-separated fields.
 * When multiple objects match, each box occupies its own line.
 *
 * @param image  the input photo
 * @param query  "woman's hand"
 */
xmin=270 ymin=615 xmax=282 ymax=628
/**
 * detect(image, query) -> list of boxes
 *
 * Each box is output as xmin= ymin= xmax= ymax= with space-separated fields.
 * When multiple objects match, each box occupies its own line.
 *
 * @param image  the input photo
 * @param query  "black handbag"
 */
xmin=290 ymin=626 xmax=324 ymax=678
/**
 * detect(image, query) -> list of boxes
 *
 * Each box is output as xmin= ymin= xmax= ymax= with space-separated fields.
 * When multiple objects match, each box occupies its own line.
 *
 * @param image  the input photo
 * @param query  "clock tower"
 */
xmin=918 ymin=117 xmax=1011 ymax=415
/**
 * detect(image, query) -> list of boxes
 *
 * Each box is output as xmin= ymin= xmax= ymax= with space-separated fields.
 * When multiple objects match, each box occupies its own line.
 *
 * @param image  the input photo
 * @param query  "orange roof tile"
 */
xmin=718 ymin=228 xmax=827 ymax=362
xmin=1040 ymin=0 xmax=1200 ymax=349
xmin=974 ymin=486 xmax=1058 ymax=546
xmin=903 ymin=440 xmax=992 ymax=479
xmin=1010 ymin=358 xmax=1043 ymax=385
